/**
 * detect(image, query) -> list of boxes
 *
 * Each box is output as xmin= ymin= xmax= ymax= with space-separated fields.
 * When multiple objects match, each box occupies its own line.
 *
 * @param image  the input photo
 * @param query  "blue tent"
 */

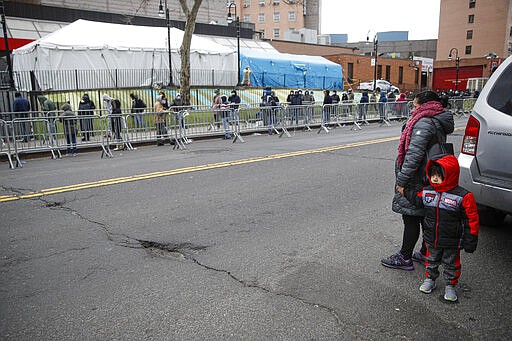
xmin=240 ymin=48 xmax=343 ymax=90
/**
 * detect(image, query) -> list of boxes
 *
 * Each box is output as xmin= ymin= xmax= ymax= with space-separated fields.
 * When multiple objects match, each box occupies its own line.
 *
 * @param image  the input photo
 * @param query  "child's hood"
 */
xmin=426 ymin=155 xmax=460 ymax=192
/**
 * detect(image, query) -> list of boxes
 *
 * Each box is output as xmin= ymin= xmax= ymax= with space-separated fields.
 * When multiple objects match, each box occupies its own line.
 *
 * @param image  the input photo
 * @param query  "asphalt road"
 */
xmin=1 ymin=119 xmax=511 ymax=340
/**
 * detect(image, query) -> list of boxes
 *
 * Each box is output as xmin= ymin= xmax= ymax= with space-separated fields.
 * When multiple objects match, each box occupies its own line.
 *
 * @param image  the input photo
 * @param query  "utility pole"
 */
xmin=1 ymin=0 xmax=15 ymax=90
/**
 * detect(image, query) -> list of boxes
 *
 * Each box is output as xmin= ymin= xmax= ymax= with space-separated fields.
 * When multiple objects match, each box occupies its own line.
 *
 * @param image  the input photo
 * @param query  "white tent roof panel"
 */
xmin=14 ymin=19 xmax=235 ymax=55
xmin=12 ymin=20 xmax=238 ymax=89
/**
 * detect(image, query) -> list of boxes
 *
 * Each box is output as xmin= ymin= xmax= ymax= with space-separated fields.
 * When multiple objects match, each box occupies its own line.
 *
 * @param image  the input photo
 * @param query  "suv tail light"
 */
xmin=461 ymin=115 xmax=480 ymax=155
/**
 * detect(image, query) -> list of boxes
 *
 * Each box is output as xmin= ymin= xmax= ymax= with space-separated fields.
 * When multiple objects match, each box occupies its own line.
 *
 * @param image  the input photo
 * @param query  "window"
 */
xmin=273 ymin=12 xmax=280 ymax=22
xmin=488 ymin=62 xmax=512 ymax=116
xmin=415 ymin=69 xmax=419 ymax=85
xmin=258 ymin=1 xmax=265 ymax=6
xmin=258 ymin=13 xmax=265 ymax=22
xmin=347 ymin=63 xmax=354 ymax=80
xmin=273 ymin=28 xmax=280 ymax=38
xmin=288 ymin=11 xmax=296 ymax=21
xmin=469 ymin=0 xmax=476 ymax=8
xmin=243 ymin=0 xmax=250 ymax=8
xmin=398 ymin=66 xmax=403 ymax=84
xmin=509 ymin=26 xmax=512 ymax=38
xmin=243 ymin=15 xmax=250 ymax=23
xmin=385 ymin=65 xmax=391 ymax=81
xmin=377 ymin=65 xmax=382 ymax=79
xmin=468 ymin=14 xmax=474 ymax=23
xmin=273 ymin=0 xmax=280 ymax=5
xmin=466 ymin=30 xmax=473 ymax=39
xmin=465 ymin=45 xmax=472 ymax=55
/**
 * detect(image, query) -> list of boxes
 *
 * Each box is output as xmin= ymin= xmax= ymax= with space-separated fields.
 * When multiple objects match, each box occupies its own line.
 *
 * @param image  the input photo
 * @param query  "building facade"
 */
xmin=8 ymin=0 xmax=230 ymax=26
xmin=269 ymin=40 xmax=424 ymax=92
xmin=433 ymin=0 xmax=512 ymax=90
xmin=336 ymin=39 xmax=438 ymax=60
xmin=437 ymin=0 xmax=511 ymax=61
xmin=236 ymin=0 xmax=319 ymax=41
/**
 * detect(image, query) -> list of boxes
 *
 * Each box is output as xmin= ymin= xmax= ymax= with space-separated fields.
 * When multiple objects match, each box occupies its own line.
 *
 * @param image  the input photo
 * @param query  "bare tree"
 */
xmin=178 ymin=0 xmax=203 ymax=105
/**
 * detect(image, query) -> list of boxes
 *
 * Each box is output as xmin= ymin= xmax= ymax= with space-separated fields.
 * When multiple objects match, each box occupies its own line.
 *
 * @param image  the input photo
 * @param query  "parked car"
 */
xmin=358 ymin=80 xmax=399 ymax=93
xmin=458 ymin=55 xmax=512 ymax=225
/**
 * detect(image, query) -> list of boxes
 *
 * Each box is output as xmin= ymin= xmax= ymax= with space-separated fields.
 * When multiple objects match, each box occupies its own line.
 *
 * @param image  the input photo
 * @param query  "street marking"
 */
xmin=1 ymin=132 xmax=460 ymax=203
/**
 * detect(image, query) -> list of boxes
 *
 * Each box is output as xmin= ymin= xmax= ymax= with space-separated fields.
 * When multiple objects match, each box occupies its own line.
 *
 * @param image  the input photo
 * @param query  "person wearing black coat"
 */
xmin=322 ymin=90 xmax=332 ymax=124
xmin=78 ymin=93 xmax=96 ymax=141
xmin=381 ymin=91 xmax=454 ymax=271
xmin=290 ymin=91 xmax=302 ymax=125
xmin=359 ymin=90 xmax=369 ymax=121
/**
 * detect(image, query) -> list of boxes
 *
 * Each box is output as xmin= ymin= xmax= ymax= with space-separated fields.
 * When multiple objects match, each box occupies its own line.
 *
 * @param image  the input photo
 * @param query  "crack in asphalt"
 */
xmin=25 ymin=197 xmax=369 ymax=338
xmin=137 ymin=240 xmax=347 ymax=335
xmin=191 ymin=255 xmax=346 ymax=330
xmin=0 ymin=185 xmax=33 ymax=196
xmin=34 ymin=196 xmax=141 ymax=249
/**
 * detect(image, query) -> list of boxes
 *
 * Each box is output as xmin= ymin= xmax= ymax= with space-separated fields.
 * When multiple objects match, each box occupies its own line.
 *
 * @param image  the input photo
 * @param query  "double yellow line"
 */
xmin=0 ymin=136 xmax=399 ymax=203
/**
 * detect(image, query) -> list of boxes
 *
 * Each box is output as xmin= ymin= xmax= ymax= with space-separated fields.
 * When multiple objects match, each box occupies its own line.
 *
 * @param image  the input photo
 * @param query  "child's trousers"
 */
xmin=425 ymin=245 xmax=461 ymax=286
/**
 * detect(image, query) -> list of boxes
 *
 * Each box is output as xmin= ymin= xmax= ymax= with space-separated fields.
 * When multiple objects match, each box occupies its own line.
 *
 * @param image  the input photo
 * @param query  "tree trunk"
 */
xmin=178 ymin=0 xmax=203 ymax=106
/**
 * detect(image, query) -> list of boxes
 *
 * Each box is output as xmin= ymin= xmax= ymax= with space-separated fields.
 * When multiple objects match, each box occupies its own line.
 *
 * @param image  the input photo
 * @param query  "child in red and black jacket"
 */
xmin=403 ymin=155 xmax=480 ymax=302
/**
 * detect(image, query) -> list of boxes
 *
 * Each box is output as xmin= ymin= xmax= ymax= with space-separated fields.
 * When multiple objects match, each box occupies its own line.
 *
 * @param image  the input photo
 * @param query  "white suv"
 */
xmin=458 ymin=55 xmax=512 ymax=225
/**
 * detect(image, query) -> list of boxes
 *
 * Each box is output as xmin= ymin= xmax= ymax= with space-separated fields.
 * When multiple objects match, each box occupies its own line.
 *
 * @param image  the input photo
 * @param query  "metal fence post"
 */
xmin=75 ymin=69 xmax=79 ymax=90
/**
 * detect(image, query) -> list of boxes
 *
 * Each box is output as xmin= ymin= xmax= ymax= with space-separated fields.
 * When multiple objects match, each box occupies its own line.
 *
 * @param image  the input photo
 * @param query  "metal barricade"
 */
xmin=281 ymin=104 xmax=312 ymax=135
xmin=101 ymin=114 xmax=134 ymax=158
xmin=10 ymin=114 xmax=60 ymax=164
xmin=0 ymin=119 xmax=16 ymax=169
xmin=319 ymin=103 xmax=334 ymax=133
xmin=229 ymin=108 xmax=244 ymax=143
xmin=384 ymin=101 xmax=409 ymax=124
xmin=353 ymin=103 xmax=370 ymax=130
xmin=319 ymin=103 xmax=355 ymax=133
xmin=0 ymin=98 xmax=436 ymax=163
xmin=244 ymin=105 xmax=281 ymax=136
xmin=448 ymin=97 xmax=476 ymax=118
xmin=177 ymin=110 xmax=192 ymax=146
xmin=180 ymin=108 xmax=216 ymax=138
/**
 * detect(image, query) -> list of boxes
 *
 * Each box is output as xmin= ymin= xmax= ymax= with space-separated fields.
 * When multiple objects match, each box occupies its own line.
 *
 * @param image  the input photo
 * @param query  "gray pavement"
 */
xmin=1 ymin=119 xmax=511 ymax=340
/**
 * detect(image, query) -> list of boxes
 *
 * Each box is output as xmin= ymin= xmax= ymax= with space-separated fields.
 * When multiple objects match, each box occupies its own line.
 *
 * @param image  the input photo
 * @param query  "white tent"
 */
xmin=12 ymin=19 xmax=237 ymax=90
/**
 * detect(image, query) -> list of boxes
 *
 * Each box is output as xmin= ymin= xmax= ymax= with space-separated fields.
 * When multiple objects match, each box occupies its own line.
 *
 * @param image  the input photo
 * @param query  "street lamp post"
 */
xmin=485 ymin=52 xmax=498 ymax=75
xmin=366 ymin=32 xmax=378 ymax=92
xmin=227 ymin=1 xmax=241 ymax=86
xmin=448 ymin=48 xmax=460 ymax=91
xmin=159 ymin=0 xmax=174 ymax=86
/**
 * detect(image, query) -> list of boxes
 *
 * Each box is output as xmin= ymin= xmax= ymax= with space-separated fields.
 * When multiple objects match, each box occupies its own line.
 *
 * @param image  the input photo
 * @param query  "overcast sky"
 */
xmin=320 ymin=0 xmax=441 ymax=42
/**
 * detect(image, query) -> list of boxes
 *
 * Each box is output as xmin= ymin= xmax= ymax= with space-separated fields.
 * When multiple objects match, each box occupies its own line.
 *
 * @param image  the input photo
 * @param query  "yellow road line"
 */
xmin=0 ymin=135 xmax=400 ymax=203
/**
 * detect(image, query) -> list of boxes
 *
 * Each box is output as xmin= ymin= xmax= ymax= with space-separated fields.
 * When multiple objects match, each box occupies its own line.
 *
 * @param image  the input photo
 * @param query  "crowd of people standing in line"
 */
xmin=5 ymin=86 xmax=468 ymax=157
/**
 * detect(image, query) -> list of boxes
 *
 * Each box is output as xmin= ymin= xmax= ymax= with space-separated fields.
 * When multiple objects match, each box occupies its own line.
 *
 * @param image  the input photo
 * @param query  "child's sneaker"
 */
xmin=419 ymin=278 xmax=436 ymax=293
xmin=444 ymin=285 xmax=458 ymax=302
xmin=412 ymin=251 xmax=426 ymax=265
xmin=380 ymin=252 xmax=414 ymax=270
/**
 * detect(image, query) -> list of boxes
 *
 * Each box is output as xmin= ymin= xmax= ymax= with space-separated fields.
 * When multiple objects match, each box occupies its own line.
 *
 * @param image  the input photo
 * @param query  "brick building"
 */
xmin=324 ymin=54 xmax=423 ymax=93
xmin=269 ymin=40 xmax=423 ymax=92
xmin=433 ymin=0 xmax=512 ymax=91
